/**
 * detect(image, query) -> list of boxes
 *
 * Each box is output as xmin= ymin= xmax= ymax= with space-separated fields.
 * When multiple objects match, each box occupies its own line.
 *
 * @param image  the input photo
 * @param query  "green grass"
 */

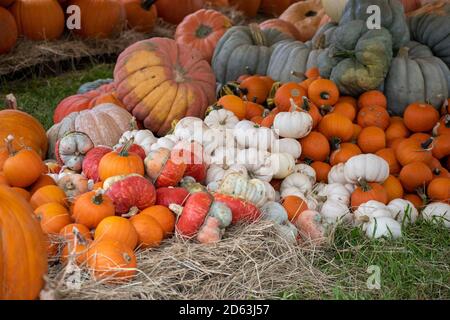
xmin=0 ymin=64 xmax=115 ymax=130
xmin=1 ymin=66 xmax=449 ymax=300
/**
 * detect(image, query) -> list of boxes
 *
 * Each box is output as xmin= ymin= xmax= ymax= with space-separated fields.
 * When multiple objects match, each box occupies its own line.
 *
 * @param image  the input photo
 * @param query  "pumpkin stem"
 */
xmin=303 ymin=158 xmax=313 ymax=165
xmin=122 ymin=206 xmax=139 ymax=218
xmin=289 ymin=98 xmax=299 ymax=112
xmin=359 ymin=216 xmax=370 ymax=223
xmin=249 ymin=23 xmax=267 ymax=46
xmin=290 ymin=70 xmax=305 ymax=79
xmin=4 ymin=94 xmax=18 ymax=110
xmin=313 ymin=34 xmax=326 ymax=50
xmin=92 ymin=189 xmax=105 ymax=205
xmin=73 ymin=227 xmax=88 ymax=246
xmin=333 ymin=50 xmax=355 ymax=59
xmin=196 ymin=24 xmax=213 ymax=38
xmin=320 ymin=92 xmax=330 ymax=100
xmin=130 ymin=117 xmax=138 ymax=131
xmin=398 ymin=47 xmax=410 ymax=58
xmin=169 ymin=203 xmax=184 ymax=216
xmin=141 ymin=0 xmax=156 ymax=10
xmin=357 ymin=177 xmax=371 ymax=192
xmin=119 ymin=137 xmax=135 ymax=157
xmin=266 ymin=82 xmax=282 ymax=109
xmin=301 ymin=96 xmax=311 ymax=111
xmin=5 ymin=134 xmax=16 ymax=156
xmin=421 ymin=137 xmax=434 ymax=150
xmin=319 ymin=104 xmax=333 ymax=115
xmin=330 ymin=137 xmax=341 ymax=151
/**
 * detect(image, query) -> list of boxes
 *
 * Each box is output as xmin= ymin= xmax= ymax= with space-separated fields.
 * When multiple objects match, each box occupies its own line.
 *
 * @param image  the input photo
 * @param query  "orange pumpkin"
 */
xmin=30 ymin=185 xmax=67 ymax=209
xmin=86 ymin=240 xmax=137 ymax=282
xmin=337 ymin=96 xmax=357 ymax=109
xmin=60 ymin=237 xmax=91 ymax=266
xmin=311 ymin=161 xmax=330 ymax=183
xmin=115 ymin=40 xmax=215 ymax=136
xmin=121 ymin=0 xmax=158 ymax=33
xmin=332 ymin=102 xmax=356 ymax=121
xmin=29 ymin=174 xmax=57 ymax=195
xmin=308 ymin=79 xmax=339 ymax=107
xmin=329 ymin=142 xmax=362 ymax=166
xmin=404 ymin=193 xmax=424 ymax=210
xmin=156 ymin=0 xmax=204 ymax=23
xmin=69 ymin=0 xmax=125 ymax=38
xmin=11 ymin=187 xmax=31 ymax=201
xmin=432 ymin=134 xmax=450 ymax=160
xmin=217 ymin=95 xmax=247 ymax=120
xmin=0 ymin=7 xmax=17 ymax=54
xmin=282 ymin=195 xmax=309 ymax=222
xmin=427 ymin=177 xmax=450 ymax=203
xmin=72 ymin=190 xmax=115 ymax=228
xmin=375 ymin=148 xmax=401 ymax=175
xmin=395 ymin=137 xmax=433 ymax=166
xmin=95 ymin=216 xmax=138 ymax=250
xmin=0 ymin=186 xmax=48 ymax=299
xmin=260 ymin=0 xmax=293 ymax=16
xmin=98 ymin=140 xmax=145 ymax=181
xmin=357 ymin=105 xmax=390 ymax=130
xmin=357 ymin=126 xmax=386 ymax=153
xmin=357 ymin=90 xmax=387 ymax=109
xmin=382 ymin=175 xmax=404 ymax=202
xmin=403 ymin=102 xmax=440 ymax=133
xmin=352 ymin=124 xmax=362 ymax=141
xmin=399 ymin=162 xmax=433 ymax=192
xmin=140 ymin=205 xmax=176 ymax=237
xmin=386 ymin=116 xmax=410 ymax=143
xmin=434 ymin=115 xmax=450 ymax=136
xmin=11 ymin=0 xmax=64 ymax=40
xmin=175 ymin=9 xmax=232 ymax=63
xmin=351 ymin=182 xmax=388 ymax=209
xmin=0 ymin=172 xmax=8 ymax=186
xmin=245 ymin=101 xmax=265 ymax=120
xmin=274 ymin=82 xmax=307 ymax=112
xmin=298 ymin=97 xmax=322 ymax=128
xmin=34 ymin=202 xmax=72 ymax=234
xmin=130 ymin=213 xmax=164 ymax=248
xmin=318 ymin=113 xmax=354 ymax=143
xmin=240 ymin=75 xmax=272 ymax=104
xmin=228 ymin=0 xmax=261 ymax=17
xmin=0 ymin=97 xmax=48 ymax=159
xmin=60 ymin=223 xmax=92 ymax=241
xmin=299 ymin=131 xmax=330 ymax=162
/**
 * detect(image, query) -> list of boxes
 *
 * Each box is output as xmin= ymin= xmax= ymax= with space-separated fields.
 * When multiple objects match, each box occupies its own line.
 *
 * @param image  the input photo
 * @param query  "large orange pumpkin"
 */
xmin=156 ymin=0 xmax=204 ymax=24
xmin=0 ymin=7 xmax=17 ymax=54
xmin=0 ymin=96 xmax=48 ymax=159
xmin=0 ymin=186 xmax=48 ymax=299
xmin=69 ymin=0 xmax=125 ymax=38
xmin=229 ymin=0 xmax=261 ymax=17
xmin=114 ymin=38 xmax=216 ymax=136
xmin=175 ymin=9 xmax=232 ymax=63
xmin=260 ymin=0 xmax=294 ymax=16
xmin=121 ymin=0 xmax=158 ymax=33
xmin=10 ymin=0 xmax=64 ymax=41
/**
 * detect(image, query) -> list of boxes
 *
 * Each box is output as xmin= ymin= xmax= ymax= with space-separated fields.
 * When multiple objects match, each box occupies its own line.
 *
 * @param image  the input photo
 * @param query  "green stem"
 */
xmin=421 ymin=137 xmax=434 ymax=150
xmin=92 ymin=189 xmax=104 ymax=205
xmin=301 ymin=96 xmax=311 ymax=111
xmin=249 ymin=23 xmax=266 ymax=46
xmin=330 ymin=137 xmax=341 ymax=151
xmin=357 ymin=177 xmax=371 ymax=192
xmin=119 ymin=137 xmax=135 ymax=157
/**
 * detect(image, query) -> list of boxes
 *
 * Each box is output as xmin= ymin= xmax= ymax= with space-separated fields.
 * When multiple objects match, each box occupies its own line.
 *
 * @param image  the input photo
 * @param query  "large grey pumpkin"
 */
xmin=318 ymin=20 xmax=393 ymax=96
xmin=46 ymin=103 xmax=133 ymax=159
xmin=340 ymin=0 xmax=410 ymax=51
xmin=267 ymin=23 xmax=337 ymax=83
xmin=212 ymin=24 xmax=290 ymax=84
xmin=385 ymin=41 xmax=449 ymax=116
xmin=408 ymin=2 xmax=450 ymax=67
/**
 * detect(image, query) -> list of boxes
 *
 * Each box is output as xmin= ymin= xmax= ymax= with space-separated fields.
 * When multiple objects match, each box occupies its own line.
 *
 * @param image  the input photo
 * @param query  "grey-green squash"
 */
xmin=408 ymin=2 xmax=450 ymax=67
xmin=212 ymin=24 xmax=290 ymax=84
xmin=385 ymin=41 xmax=449 ymax=116
xmin=340 ymin=0 xmax=410 ymax=51
xmin=317 ymin=20 xmax=393 ymax=96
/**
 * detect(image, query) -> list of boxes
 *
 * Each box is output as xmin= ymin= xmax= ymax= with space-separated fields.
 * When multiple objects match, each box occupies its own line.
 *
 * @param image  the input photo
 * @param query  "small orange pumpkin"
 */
xmin=357 ymin=126 xmax=386 ymax=153
xmin=399 ymin=162 xmax=433 ymax=193
xmin=72 ymin=190 xmax=115 ymax=228
xmin=395 ymin=137 xmax=433 ymax=166
xmin=129 ymin=213 xmax=164 ymax=248
xmin=299 ymin=131 xmax=330 ymax=162
xmin=140 ymin=205 xmax=176 ymax=238
xmin=217 ymin=95 xmax=246 ymax=120
xmin=282 ymin=195 xmax=309 ymax=222
xmin=329 ymin=142 xmax=362 ymax=166
xmin=308 ymin=79 xmax=339 ymax=107
xmin=311 ymin=161 xmax=331 ymax=183
xmin=357 ymin=90 xmax=387 ymax=109
xmin=357 ymin=105 xmax=390 ymax=130
xmin=403 ymin=102 xmax=440 ymax=133
xmin=95 ymin=216 xmax=138 ymax=250
xmin=274 ymin=82 xmax=307 ymax=112
xmin=427 ymin=177 xmax=450 ymax=203
xmin=30 ymin=185 xmax=67 ymax=209
xmin=375 ymin=148 xmax=401 ymax=175
xmin=34 ymin=202 xmax=72 ymax=234
xmin=382 ymin=175 xmax=404 ymax=202
xmin=318 ymin=113 xmax=354 ymax=143
xmin=351 ymin=181 xmax=388 ymax=209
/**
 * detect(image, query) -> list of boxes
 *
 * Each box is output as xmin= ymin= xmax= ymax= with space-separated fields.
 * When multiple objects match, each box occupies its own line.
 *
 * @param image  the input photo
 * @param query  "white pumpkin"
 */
xmin=271 ymin=138 xmax=302 ymax=159
xmin=234 ymin=125 xmax=277 ymax=151
xmin=118 ymin=129 xmax=157 ymax=155
xmin=321 ymin=0 xmax=348 ymax=22
xmin=280 ymin=187 xmax=306 ymax=199
xmin=202 ymin=127 xmax=236 ymax=156
xmin=237 ymin=148 xmax=273 ymax=182
xmin=387 ymin=199 xmax=419 ymax=225
xmin=328 ymin=163 xmax=349 ymax=185
xmin=318 ymin=183 xmax=351 ymax=204
xmin=205 ymin=163 xmax=248 ymax=185
xmin=280 ymin=173 xmax=313 ymax=197
xmin=320 ymin=199 xmax=351 ymax=224
xmin=260 ymin=202 xmax=288 ymax=224
xmin=150 ymin=136 xmax=178 ymax=151
xmin=218 ymin=172 xmax=270 ymax=207
xmin=422 ymin=202 xmax=450 ymax=228
xmin=344 ymin=154 xmax=390 ymax=184
xmin=204 ymin=109 xmax=239 ymax=129
xmin=353 ymin=200 xmax=391 ymax=226
xmin=210 ymin=146 xmax=240 ymax=166
xmin=173 ymin=117 xmax=207 ymax=143
xmin=293 ymin=163 xmax=316 ymax=184
xmin=273 ymin=111 xmax=313 ymax=139
xmin=269 ymin=153 xmax=296 ymax=179
xmin=274 ymin=222 xmax=299 ymax=244
xmin=246 ymin=178 xmax=270 ymax=207
xmin=263 ymin=181 xmax=276 ymax=203
xmin=364 ymin=217 xmax=402 ymax=239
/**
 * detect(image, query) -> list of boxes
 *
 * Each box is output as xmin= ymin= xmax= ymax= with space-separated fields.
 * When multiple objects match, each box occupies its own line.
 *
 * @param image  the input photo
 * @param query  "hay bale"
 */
xmin=43 ymin=221 xmax=335 ymax=300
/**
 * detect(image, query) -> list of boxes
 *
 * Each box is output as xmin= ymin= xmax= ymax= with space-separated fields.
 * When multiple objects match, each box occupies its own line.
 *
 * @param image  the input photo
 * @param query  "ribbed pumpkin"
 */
xmin=69 ymin=0 xmax=125 ymax=38
xmin=0 ymin=96 xmax=48 ymax=159
xmin=175 ymin=9 xmax=232 ymax=63
xmin=114 ymin=38 xmax=216 ymax=136
xmin=259 ymin=19 xmax=302 ymax=40
xmin=229 ymin=0 xmax=261 ymax=17
xmin=0 ymin=186 xmax=48 ymax=299
xmin=0 ymin=7 xmax=17 ymax=54
xmin=155 ymin=0 xmax=204 ymax=24
xmin=10 ymin=0 xmax=64 ymax=40
xmin=121 ymin=0 xmax=158 ymax=33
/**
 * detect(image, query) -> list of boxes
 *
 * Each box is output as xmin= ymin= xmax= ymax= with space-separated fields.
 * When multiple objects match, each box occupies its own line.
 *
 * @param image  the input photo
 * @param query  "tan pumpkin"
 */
xmin=0 ymin=7 xmax=17 ymax=54
xmin=10 ymin=0 xmax=64 ymax=40
xmin=0 ymin=95 xmax=48 ymax=159
xmin=114 ymin=38 xmax=216 ymax=136
xmin=280 ymin=0 xmax=325 ymax=42
xmin=46 ymin=104 xmax=133 ymax=159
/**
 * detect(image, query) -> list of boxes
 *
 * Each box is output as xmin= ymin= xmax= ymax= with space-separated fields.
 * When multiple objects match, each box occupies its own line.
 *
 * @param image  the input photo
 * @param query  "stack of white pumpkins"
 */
xmin=112 ymin=109 xmax=449 ymax=242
